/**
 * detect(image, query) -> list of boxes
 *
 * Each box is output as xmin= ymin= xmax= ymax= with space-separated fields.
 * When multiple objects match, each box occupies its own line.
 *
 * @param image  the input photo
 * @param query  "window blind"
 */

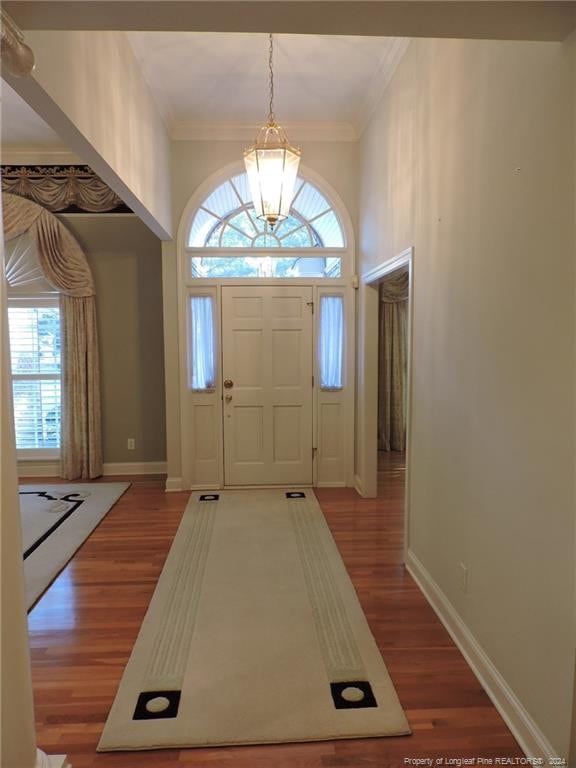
xmin=8 ymin=306 xmax=62 ymax=449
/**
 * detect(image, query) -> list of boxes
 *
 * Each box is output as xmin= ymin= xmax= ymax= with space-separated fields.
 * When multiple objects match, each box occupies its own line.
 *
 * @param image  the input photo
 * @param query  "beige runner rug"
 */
xmin=98 ymin=489 xmax=410 ymax=751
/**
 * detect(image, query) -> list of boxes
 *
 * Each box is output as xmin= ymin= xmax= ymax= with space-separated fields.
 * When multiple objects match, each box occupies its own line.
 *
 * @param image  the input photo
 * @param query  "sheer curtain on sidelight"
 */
xmin=318 ymin=295 xmax=344 ymax=390
xmin=189 ymin=295 xmax=216 ymax=390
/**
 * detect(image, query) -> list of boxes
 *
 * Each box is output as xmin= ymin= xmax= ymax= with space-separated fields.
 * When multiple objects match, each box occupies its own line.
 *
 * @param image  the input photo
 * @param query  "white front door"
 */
xmin=222 ymin=285 xmax=313 ymax=486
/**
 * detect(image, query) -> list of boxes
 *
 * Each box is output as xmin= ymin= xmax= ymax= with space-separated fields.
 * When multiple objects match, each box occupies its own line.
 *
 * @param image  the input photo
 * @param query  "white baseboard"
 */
xmin=36 ymin=750 xmax=70 ymax=768
xmin=18 ymin=460 xmax=166 ymax=478
xmin=354 ymin=473 xmax=365 ymax=497
xmin=102 ymin=462 xmax=166 ymax=476
xmin=165 ymin=476 xmax=184 ymax=492
xmin=405 ymin=549 xmax=560 ymax=760
xmin=163 ymin=479 xmax=352 ymax=492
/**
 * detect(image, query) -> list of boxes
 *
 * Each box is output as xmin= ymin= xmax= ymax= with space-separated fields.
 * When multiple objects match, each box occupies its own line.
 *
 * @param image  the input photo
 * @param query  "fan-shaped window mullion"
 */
xmin=247 ymin=207 xmax=266 ymax=236
xmin=229 ymin=179 xmax=246 ymax=209
xmin=275 ymin=211 xmax=308 ymax=237
xmin=226 ymin=221 xmax=253 ymax=240
xmin=200 ymin=205 xmax=225 ymax=221
xmin=278 ymin=223 xmax=307 ymax=242
xmin=237 ymin=204 xmax=260 ymax=236
xmin=303 ymin=222 xmax=319 ymax=247
xmin=305 ymin=209 xmax=334 ymax=226
xmin=190 ymin=173 xmax=345 ymax=250
xmin=308 ymin=223 xmax=322 ymax=247
xmin=204 ymin=220 xmax=223 ymax=247
xmin=290 ymin=179 xmax=305 ymax=207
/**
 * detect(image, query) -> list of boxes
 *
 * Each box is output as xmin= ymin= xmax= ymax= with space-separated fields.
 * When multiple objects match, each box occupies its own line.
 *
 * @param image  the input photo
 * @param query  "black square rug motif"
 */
xmin=133 ymin=690 xmax=181 ymax=720
xmin=330 ymin=681 xmax=378 ymax=710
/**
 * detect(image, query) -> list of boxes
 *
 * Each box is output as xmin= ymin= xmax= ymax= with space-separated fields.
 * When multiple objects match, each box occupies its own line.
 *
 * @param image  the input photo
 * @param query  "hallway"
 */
xmin=26 ymin=471 xmax=523 ymax=766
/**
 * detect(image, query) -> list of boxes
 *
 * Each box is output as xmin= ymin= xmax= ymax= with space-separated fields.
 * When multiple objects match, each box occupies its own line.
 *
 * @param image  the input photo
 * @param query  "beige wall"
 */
xmin=170 ymin=140 xmax=359 ymax=233
xmin=62 ymin=215 xmax=166 ymax=464
xmin=7 ymin=31 xmax=172 ymax=239
xmin=358 ymin=39 xmax=575 ymax=755
xmin=162 ymin=139 xmax=359 ymax=486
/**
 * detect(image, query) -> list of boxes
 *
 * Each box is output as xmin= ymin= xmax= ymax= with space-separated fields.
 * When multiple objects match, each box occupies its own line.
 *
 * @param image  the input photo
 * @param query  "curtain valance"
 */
xmin=379 ymin=268 xmax=409 ymax=304
xmin=3 ymin=193 xmax=94 ymax=297
xmin=2 ymin=165 xmax=125 ymax=213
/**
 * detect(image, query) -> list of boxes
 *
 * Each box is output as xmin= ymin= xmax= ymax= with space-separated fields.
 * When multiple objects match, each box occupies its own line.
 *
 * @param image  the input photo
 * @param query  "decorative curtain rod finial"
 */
xmin=1 ymin=10 xmax=35 ymax=76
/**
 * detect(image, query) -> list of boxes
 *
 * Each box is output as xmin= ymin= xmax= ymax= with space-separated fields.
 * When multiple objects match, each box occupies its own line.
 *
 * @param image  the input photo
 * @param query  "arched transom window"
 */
xmin=187 ymin=172 xmax=346 ymax=278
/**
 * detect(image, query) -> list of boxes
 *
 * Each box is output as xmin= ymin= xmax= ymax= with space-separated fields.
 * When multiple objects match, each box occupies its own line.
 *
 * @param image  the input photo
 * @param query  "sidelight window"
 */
xmin=318 ymin=295 xmax=344 ymax=390
xmin=189 ymin=295 xmax=216 ymax=391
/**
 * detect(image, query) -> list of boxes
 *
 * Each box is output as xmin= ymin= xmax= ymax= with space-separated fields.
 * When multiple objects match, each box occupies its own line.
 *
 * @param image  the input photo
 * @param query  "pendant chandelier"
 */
xmin=244 ymin=33 xmax=301 ymax=230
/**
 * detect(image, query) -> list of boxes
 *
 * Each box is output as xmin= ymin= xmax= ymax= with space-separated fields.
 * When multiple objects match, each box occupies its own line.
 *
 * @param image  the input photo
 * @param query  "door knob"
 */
xmin=225 ymin=394 xmax=232 ymax=403
xmin=224 ymin=379 xmax=234 ymax=389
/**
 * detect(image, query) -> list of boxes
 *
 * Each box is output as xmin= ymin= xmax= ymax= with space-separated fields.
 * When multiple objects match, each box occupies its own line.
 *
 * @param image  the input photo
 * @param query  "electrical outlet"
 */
xmin=127 ymin=438 xmax=135 ymax=450
xmin=459 ymin=562 xmax=468 ymax=594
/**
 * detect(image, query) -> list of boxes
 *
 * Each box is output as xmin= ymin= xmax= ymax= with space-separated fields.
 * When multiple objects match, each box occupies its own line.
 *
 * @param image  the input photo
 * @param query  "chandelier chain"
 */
xmin=268 ymin=32 xmax=275 ymax=125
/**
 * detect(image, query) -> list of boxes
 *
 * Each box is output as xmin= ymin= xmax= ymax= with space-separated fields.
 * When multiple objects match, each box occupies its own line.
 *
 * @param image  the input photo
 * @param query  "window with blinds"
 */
xmin=7 ymin=303 xmax=62 ymax=450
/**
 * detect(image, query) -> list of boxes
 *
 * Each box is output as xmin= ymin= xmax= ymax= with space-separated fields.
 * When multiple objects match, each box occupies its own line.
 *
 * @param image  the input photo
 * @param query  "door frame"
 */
xmin=179 ymin=278 xmax=355 ymax=491
xmin=357 ymin=246 xmax=414 ymax=560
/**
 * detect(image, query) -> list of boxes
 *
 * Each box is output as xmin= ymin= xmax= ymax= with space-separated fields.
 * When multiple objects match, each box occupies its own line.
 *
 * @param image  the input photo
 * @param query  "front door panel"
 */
xmin=222 ymin=286 xmax=313 ymax=486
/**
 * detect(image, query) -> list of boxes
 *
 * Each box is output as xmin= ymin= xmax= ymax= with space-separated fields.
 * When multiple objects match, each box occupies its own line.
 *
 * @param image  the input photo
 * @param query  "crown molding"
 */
xmin=355 ymin=38 xmax=410 ymax=138
xmin=1 ymin=146 xmax=83 ymax=165
xmin=171 ymin=121 xmax=358 ymax=143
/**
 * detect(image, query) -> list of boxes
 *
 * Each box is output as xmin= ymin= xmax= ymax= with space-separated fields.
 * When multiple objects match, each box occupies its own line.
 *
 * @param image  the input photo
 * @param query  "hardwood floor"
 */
xmin=25 ymin=463 xmax=523 ymax=766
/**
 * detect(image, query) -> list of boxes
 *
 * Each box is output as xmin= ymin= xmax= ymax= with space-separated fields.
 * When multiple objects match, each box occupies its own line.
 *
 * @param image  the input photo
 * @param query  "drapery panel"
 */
xmin=61 ymin=296 xmax=102 ymax=478
xmin=378 ymin=269 xmax=408 ymax=452
xmin=3 ymin=192 xmax=102 ymax=479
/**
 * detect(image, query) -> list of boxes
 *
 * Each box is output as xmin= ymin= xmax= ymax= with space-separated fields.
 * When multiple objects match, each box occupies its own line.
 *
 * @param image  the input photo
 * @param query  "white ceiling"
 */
xmin=127 ymin=32 xmax=405 ymax=138
xmin=1 ymin=32 xmax=407 ymax=149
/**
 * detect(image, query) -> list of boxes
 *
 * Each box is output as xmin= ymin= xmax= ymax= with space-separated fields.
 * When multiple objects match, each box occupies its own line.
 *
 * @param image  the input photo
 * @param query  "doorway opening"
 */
xmin=359 ymin=247 xmax=413 ymax=557
xmin=376 ymin=266 xmax=409 ymax=500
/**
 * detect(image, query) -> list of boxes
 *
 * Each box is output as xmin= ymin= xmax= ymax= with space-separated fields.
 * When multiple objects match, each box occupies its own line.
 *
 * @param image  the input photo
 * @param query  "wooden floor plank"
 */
xmin=25 ymin=457 xmax=523 ymax=765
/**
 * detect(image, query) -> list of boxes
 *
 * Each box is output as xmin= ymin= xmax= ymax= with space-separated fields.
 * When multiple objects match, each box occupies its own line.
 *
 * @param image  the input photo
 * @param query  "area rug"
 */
xmin=98 ymin=489 xmax=410 ymax=751
xmin=20 ymin=482 xmax=130 ymax=610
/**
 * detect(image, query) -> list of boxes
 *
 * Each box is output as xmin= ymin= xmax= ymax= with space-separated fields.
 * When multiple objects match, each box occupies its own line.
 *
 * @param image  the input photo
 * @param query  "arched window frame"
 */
xmin=179 ymin=162 xmax=355 ymax=283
